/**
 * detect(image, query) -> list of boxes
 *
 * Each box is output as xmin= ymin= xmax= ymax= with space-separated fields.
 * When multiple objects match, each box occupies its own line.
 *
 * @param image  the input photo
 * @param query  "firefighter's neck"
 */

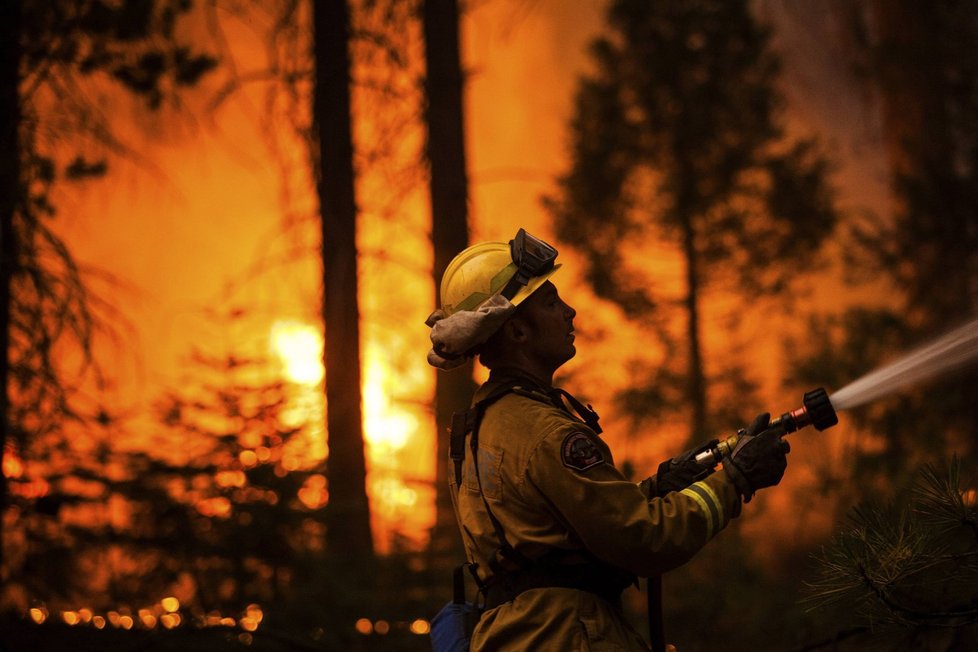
xmin=491 ymin=356 xmax=558 ymax=389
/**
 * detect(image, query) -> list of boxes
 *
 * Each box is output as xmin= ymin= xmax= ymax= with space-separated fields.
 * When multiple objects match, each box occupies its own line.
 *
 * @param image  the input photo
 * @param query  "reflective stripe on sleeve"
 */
xmin=680 ymin=480 xmax=725 ymax=539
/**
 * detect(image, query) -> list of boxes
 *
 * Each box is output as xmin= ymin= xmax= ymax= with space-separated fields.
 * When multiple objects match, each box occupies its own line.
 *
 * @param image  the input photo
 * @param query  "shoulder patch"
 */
xmin=561 ymin=432 xmax=604 ymax=471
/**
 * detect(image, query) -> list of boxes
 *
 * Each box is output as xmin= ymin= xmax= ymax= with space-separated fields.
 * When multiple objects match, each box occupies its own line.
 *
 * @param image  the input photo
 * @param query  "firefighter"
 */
xmin=426 ymin=229 xmax=790 ymax=651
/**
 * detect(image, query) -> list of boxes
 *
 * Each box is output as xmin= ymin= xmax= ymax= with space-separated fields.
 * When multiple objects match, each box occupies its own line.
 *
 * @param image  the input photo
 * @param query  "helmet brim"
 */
xmin=508 ymin=263 xmax=561 ymax=308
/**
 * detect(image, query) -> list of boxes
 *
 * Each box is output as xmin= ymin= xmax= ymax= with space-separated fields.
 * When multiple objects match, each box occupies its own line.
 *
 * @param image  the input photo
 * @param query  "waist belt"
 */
xmin=483 ymin=562 xmax=630 ymax=611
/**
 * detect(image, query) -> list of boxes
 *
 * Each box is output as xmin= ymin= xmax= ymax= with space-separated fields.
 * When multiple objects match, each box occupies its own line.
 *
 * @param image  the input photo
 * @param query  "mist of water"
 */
xmin=829 ymin=317 xmax=978 ymax=411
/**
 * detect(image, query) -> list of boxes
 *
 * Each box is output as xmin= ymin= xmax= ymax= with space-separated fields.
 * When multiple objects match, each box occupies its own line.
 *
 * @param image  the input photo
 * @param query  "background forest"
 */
xmin=1 ymin=0 xmax=977 ymax=651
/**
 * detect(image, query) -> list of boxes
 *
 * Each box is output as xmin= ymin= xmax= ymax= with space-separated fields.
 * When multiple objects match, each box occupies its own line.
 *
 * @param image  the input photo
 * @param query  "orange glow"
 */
xmin=372 ymin=477 xmax=418 ymax=516
xmin=374 ymin=620 xmax=390 ymax=635
xmin=964 ymin=489 xmax=977 ymax=507
xmin=238 ymin=450 xmax=258 ymax=468
xmin=62 ymin=611 xmax=79 ymax=625
xmin=215 ymin=470 xmax=247 ymax=488
xmin=161 ymin=596 xmax=180 ymax=612
xmin=363 ymin=349 xmax=417 ymax=452
xmin=29 ymin=607 xmax=47 ymax=624
xmin=271 ymin=320 xmax=325 ymax=386
xmin=355 ymin=618 xmax=373 ymax=635
xmin=245 ymin=604 xmax=263 ymax=623
xmin=140 ymin=611 xmax=158 ymax=629
xmin=3 ymin=450 xmax=23 ymax=478
xmin=297 ymin=475 xmax=329 ymax=510
xmin=410 ymin=619 xmax=430 ymax=635
xmin=12 ymin=478 xmax=49 ymax=499
xmin=93 ymin=616 xmax=106 ymax=629
xmin=160 ymin=613 xmax=181 ymax=629
xmin=239 ymin=617 xmax=259 ymax=632
xmin=196 ymin=497 xmax=232 ymax=518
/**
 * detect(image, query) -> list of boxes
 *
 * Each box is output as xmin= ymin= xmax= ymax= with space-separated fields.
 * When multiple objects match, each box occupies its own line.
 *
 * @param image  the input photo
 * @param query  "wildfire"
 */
xmin=270 ymin=320 xmax=325 ymax=386
xmin=267 ymin=319 xmax=432 ymax=548
xmin=363 ymin=347 xmax=418 ymax=452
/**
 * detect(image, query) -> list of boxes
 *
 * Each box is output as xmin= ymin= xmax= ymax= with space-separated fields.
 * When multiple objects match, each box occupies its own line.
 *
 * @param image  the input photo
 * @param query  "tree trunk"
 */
xmin=313 ymin=0 xmax=373 ymax=561
xmin=423 ymin=0 xmax=473 ymax=563
xmin=0 ymin=0 xmax=22 ymax=574
xmin=680 ymin=214 xmax=707 ymax=444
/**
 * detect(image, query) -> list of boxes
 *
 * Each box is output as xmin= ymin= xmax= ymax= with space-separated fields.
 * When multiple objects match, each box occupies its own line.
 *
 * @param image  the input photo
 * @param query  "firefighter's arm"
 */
xmin=645 ymin=438 xmax=720 ymax=497
xmin=521 ymin=426 xmax=742 ymax=577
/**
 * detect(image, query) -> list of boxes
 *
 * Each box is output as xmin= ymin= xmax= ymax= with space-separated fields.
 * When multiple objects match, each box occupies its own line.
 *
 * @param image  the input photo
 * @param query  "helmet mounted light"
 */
xmin=500 ymin=228 xmax=558 ymax=300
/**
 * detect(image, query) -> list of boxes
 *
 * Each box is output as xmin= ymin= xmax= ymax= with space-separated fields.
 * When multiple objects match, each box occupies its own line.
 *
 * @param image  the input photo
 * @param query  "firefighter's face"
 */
xmin=515 ymin=281 xmax=577 ymax=370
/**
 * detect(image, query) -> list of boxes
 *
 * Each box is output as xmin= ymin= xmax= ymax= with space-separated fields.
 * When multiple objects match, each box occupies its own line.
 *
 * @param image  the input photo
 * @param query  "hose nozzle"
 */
xmin=693 ymin=388 xmax=838 ymax=466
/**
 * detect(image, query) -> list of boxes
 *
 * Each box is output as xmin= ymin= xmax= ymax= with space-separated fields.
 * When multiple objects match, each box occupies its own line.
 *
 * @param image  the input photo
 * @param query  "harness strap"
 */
xmin=548 ymin=388 xmax=602 ymax=434
xmin=469 ymin=390 xmax=533 ymax=571
xmin=449 ymin=382 xmax=533 ymax=575
xmin=450 ymin=410 xmax=475 ymax=487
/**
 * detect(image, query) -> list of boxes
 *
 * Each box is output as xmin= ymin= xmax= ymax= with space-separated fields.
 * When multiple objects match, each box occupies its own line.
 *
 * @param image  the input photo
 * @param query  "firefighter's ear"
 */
xmin=503 ymin=317 xmax=529 ymax=343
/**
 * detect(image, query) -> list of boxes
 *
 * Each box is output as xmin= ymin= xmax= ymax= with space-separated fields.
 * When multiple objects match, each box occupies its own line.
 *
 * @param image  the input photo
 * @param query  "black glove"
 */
xmin=722 ymin=413 xmax=790 ymax=502
xmin=653 ymin=439 xmax=718 ymax=497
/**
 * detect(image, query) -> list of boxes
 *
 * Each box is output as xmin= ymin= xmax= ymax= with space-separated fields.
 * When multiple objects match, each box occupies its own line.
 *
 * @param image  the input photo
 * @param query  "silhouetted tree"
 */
xmin=0 ymin=0 xmax=21 ymax=576
xmin=1 ymin=0 xmax=215 ymax=573
xmin=423 ymin=0 xmax=472 ymax=566
xmin=791 ymin=0 xmax=978 ymax=491
xmin=312 ymin=0 xmax=374 ymax=562
xmin=791 ymin=3 xmax=978 ymax=647
xmin=545 ymin=0 xmax=836 ymax=444
xmin=215 ymin=0 xmax=425 ymax=566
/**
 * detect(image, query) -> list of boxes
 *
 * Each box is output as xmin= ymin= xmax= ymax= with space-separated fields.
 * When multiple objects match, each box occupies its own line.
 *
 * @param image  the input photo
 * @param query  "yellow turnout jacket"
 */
xmin=449 ymin=371 xmax=743 ymax=651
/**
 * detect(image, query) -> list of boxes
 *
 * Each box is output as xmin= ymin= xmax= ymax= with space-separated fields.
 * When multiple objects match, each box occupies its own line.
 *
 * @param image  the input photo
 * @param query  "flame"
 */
xmin=270 ymin=321 xmax=325 ymax=386
xmin=363 ymin=348 xmax=418 ymax=452
xmin=270 ymin=320 xmax=328 ymax=465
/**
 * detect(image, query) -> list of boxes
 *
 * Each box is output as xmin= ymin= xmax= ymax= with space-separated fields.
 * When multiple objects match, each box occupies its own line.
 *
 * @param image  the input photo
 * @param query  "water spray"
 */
xmin=693 ymin=316 xmax=978 ymax=467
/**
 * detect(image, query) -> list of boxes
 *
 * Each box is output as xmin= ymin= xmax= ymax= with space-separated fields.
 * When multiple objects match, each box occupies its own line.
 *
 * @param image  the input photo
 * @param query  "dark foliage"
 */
xmin=545 ymin=0 xmax=837 ymax=443
xmin=809 ymin=459 xmax=978 ymax=635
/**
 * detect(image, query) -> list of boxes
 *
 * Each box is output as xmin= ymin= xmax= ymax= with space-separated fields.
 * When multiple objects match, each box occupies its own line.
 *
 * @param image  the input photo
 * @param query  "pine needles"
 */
xmin=807 ymin=457 xmax=978 ymax=629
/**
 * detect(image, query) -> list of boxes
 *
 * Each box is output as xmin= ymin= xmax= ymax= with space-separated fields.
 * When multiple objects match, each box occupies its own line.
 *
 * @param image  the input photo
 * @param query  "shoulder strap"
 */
xmin=549 ymin=388 xmax=602 ymax=435
xmin=450 ymin=383 xmax=517 ymax=487
xmin=449 ymin=382 xmax=532 ymax=572
xmin=470 ymin=416 xmax=532 ymax=572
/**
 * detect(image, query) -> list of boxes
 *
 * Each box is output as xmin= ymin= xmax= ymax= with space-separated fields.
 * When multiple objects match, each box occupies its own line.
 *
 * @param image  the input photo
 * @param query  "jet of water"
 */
xmin=829 ymin=317 xmax=978 ymax=411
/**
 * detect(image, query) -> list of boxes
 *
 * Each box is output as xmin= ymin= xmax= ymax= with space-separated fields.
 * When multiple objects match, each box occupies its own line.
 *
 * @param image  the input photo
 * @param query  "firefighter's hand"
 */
xmin=722 ymin=413 xmax=789 ymax=502
xmin=653 ymin=439 xmax=718 ymax=496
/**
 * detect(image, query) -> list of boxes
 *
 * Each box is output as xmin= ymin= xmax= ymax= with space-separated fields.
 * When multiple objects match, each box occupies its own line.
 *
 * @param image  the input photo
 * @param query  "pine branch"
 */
xmin=808 ymin=459 xmax=978 ymax=630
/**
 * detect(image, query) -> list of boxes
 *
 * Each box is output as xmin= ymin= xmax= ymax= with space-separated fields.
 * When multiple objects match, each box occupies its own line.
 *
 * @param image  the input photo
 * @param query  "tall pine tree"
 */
xmin=546 ymin=0 xmax=836 ymax=444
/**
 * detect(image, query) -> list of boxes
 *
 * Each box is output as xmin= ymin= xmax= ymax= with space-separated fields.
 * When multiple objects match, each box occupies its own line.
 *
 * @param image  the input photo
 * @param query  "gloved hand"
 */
xmin=653 ymin=439 xmax=718 ymax=497
xmin=722 ymin=413 xmax=790 ymax=502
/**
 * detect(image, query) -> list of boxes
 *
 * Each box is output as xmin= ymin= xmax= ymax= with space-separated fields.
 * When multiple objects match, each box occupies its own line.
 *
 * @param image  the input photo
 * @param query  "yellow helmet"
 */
xmin=439 ymin=229 xmax=561 ymax=316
